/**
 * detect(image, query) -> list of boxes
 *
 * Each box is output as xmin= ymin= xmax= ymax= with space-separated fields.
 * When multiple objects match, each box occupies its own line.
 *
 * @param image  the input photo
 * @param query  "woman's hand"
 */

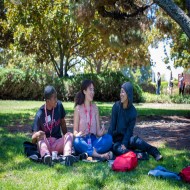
xmin=99 ymin=124 xmax=106 ymax=136
xmin=36 ymin=131 xmax=45 ymax=141
xmin=75 ymin=130 xmax=86 ymax=137
xmin=32 ymin=130 xmax=45 ymax=143
xmin=121 ymin=144 xmax=127 ymax=150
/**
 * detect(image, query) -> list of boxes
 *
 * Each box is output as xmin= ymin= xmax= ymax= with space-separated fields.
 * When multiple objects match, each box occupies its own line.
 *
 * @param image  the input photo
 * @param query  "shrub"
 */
xmin=0 ymin=69 xmax=143 ymax=102
xmin=140 ymin=82 xmax=156 ymax=94
xmin=0 ymin=68 xmax=45 ymax=100
xmin=142 ymin=92 xmax=172 ymax=103
xmin=170 ymin=95 xmax=190 ymax=104
xmin=65 ymin=71 xmax=143 ymax=103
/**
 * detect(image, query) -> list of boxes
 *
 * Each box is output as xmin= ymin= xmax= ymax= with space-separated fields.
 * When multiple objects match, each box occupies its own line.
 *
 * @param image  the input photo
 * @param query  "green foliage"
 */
xmin=142 ymin=81 xmax=178 ymax=95
xmin=58 ymin=71 xmax=143 ymax=102
xmin=122 ymin=65 xmax=152 ymax=85
xmin=2 ymin=0 xmax=153 ymax=77
xmin=140 ymin=82 xmax=156 ymax=94
xmin=96 ymin=71 xmax=127 ymax=101
xmin=3 ymin=0 xmax=94 ymax=77
xmin=132 ymin=82 xmax=143 ymax=103
xmin=0 ymin=69 xmax=143 ymax=102
xmin=0 ymin=68 xmax=44 ymax=100
xmin=171 ymin=95 xmax=190 ymax=104
xmin=2 ymin=68 xmax=190 ymax=104
xmin=142 ymin=92 xmax=190 ymax=104
xmin=142 ymin=92 xmax=172 ymax=103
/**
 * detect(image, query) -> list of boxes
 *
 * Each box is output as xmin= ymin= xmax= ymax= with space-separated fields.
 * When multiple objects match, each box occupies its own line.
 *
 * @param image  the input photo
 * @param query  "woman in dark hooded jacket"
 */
xmin=108 ymin=82 xmax=163 ymax=161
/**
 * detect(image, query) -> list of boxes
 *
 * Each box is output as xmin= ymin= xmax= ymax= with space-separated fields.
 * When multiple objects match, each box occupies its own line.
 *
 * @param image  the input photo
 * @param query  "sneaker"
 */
xmin=43 ymin=154 xmax=52 ymax=166
xmin=29 ymin=154 xmax=38 ymax=162
xmin=155 ymin=154 xmax=163 ymax=161
xmin=59 ymin=155 xmax=77 ymax=166
xmin=149 ymin=147 xmax=163 ymax=161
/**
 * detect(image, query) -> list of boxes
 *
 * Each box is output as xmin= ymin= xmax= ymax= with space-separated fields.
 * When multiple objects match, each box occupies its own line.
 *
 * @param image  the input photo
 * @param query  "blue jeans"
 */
xmin=73 ymin=134 xmax=113 ymax=157
xmin=156 ymin=86 xmax=160 ymax=95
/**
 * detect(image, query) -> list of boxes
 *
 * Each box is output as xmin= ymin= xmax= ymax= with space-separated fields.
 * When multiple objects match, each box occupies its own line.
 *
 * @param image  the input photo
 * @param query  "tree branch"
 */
xmin=47 ymin=43 xmax=60 ymax=76
xmin=154 ymin=0 xmax=190 ymax=39
xmin=68 ymin=58 xmax=83 ymax=69
xmin=97 ymin=4 xmax=152 ymax=20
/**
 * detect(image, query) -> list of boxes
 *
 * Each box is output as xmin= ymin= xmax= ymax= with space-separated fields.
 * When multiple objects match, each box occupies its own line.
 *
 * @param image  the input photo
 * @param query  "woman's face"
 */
xmin=120 ymin=88 xmax=128 ymax=103
xmin=83 ymin=83 xmax=94 ymax=102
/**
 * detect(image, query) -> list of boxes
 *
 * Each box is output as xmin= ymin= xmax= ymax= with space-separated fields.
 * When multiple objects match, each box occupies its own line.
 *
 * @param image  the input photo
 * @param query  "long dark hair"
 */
xmin=74 ymin=79 xmax=94 ymax=107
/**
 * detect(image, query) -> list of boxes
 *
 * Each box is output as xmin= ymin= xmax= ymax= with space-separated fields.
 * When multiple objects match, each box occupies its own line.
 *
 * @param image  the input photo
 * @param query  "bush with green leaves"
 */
xmin=170 ymin=95 xmax=190 ymax=104
xmin=0 ymin=69 xmax=143 ymax=102
xmin=142 ymin=92 xmax=172 ymax=103
xmin=142 ymin=92 xmax=190 ymax=104
xmin=0 ymin=68 xmax=44 ymax=100
xmin=62 ymin=71 xmax=143 ymax=103
xmin=140 ymin=82 xmax=156 ymax=94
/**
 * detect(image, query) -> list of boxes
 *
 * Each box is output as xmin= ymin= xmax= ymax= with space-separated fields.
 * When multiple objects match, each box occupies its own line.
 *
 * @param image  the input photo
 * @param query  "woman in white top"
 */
xmin=73 ymin=79 xmax=113 ymax=160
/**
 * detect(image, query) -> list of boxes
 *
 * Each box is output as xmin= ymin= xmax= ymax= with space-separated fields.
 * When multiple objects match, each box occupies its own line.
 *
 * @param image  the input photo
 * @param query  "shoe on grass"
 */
xmin=155 ymin=154 xmax=163 ymax=161
xmin=29 ymin=154 xmax=38 ymax=162
xmin=59 ymin=155 xmax=78 ymax=166
xmin=43 ymin=154 xmax=52 ymax=166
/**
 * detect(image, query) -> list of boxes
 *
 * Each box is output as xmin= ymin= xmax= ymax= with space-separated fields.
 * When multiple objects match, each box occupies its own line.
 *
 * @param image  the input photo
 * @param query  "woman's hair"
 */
xmin=74 ymin=79 xmax=94 ymax=107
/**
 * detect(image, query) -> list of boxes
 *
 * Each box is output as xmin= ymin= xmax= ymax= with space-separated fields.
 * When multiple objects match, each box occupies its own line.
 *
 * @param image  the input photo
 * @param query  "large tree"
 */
xmin=2 ymin=0 xmax=92 ymax=77
xmin=2 ymin=0 xmax=190 ymax=73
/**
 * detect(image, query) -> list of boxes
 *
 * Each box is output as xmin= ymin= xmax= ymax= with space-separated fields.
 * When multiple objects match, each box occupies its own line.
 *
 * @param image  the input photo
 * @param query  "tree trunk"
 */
xmin=0 ymin=0 xmax=5 ymax=19
xmin=96 ymin=60 xmax=101 ymax=74
xmin=59 ymin=60 xmax=63 ymax=78
xmin=89 ymin=62 xmax=94 ymax=74
xmin=154 ymin=0 xmax=190 ymax=39
xmin=58 ymin=39 xmax=64 ymax=78
xmin=64 ymin=57 xmax=69 ymax=77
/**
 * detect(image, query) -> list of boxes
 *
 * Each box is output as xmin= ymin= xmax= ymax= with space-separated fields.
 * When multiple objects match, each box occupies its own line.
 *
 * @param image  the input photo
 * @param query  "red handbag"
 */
xmin=179 ymin=166 xmax=190 ymax=183
xmin=112 ymin=151 xmax=138 ymax=172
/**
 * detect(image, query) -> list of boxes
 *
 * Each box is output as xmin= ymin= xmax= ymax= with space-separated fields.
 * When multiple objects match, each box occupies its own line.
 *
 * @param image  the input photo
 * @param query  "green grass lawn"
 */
xmin=0 ymin=100 xmax=190 ymax=190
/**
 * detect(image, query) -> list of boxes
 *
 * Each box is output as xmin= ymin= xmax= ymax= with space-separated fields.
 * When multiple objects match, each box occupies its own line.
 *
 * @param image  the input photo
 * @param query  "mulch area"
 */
xmin=4 ymin=115 xmax=190 ymax=150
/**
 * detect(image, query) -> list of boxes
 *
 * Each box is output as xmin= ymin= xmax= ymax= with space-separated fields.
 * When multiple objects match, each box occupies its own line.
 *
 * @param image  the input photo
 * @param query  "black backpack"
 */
xmin=23 ymin=141 xmax=42 ymax=162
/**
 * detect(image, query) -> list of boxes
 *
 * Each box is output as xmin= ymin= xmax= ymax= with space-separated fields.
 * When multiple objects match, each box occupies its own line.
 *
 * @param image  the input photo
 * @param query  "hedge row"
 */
xmin=0 ymin=68 xmax=143 ymax=102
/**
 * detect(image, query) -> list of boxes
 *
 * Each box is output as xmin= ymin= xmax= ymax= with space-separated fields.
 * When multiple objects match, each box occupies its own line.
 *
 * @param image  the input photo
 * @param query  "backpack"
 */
xmin=179 ymin=166 xmax=190 ymax=183
xmin=23 ymin=141 xmax=41 ymax=162
xmin=112 ymin=151 xmax=138 ymax=172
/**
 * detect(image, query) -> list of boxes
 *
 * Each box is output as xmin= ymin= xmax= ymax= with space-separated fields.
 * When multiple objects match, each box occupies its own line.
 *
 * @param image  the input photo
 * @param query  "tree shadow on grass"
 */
xmin=134 ymin=122 xmax=190 ymax=150
xmin=0 ymin=128 xmax=30 ymax=165
xmin=0 ymin=112 xmax=33 ymax=127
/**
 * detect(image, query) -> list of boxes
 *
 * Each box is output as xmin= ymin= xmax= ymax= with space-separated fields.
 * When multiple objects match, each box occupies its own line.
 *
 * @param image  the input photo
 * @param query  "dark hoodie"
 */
xmin=108 ymin=82 xmax=137 ymax=148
